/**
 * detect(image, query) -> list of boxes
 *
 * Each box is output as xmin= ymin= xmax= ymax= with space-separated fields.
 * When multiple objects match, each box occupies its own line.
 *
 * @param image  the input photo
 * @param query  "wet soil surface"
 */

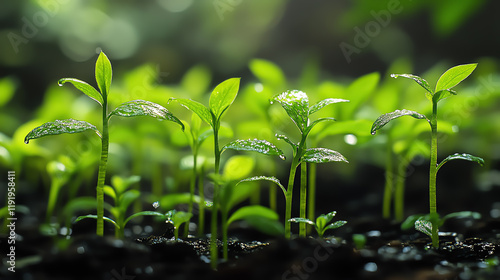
xmin=2 ymin=217 xmax=500 ymax=280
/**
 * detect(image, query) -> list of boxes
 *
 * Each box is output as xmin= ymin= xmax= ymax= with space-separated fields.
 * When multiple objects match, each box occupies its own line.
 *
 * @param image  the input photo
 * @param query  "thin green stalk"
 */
xmin=429 ymin=101 xmax=439 ymax=248
xmin=394 ymin=159 xmax=408 ymax=222
xmin=46 ymin=181 xmax=62 ymax=223
xmin=299 ymin=162 xmax=307 ymax=237
xmin=222 ymin=209 xmax=228 ymax=260
xmin=307 ymin=162 xmax=316 ymax=225
xmin=210 ymin=122 xmax=221 ymax=268
xmin=383 ymin=135 xmax=394 ymax=219
xmin=116 ymin=211 xmax=124 ymax=238
xmin=152 ymin=163 xmax=163 ymax=198
xmin=285 ymin=157 xmax=299 ymax=239
xmin=96 ymin=99 xmax=109 ymax=236
xmin=184 ymin=148 xmax=198 ymax=238
xmin=197 ymin=165 xmax=205 ymax=237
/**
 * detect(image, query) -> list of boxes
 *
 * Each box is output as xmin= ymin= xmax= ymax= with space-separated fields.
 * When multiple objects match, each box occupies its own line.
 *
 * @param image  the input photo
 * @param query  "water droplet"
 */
xmin=24 ymin=138 xmax=29 ymax=144
xmin=371 ymin=131 xmax=376 ymax=135
xmin=279 ymin=155 xmax=286 ymax=160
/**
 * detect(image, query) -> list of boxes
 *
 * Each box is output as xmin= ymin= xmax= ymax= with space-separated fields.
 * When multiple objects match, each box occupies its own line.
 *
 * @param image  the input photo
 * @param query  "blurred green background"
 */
xmin=2 ymin=0 xmax=500 ymax=224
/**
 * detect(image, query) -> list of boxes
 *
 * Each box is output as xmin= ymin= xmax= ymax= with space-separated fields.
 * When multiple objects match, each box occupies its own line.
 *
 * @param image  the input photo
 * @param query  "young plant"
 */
xmin=182 ymin=113 xmax=213 ymax=237
xmin=165 ymin=210 xmax=193 ymax=241
xmin=290 ymin=211 xmax=346 ymax=238
xmin=75 ymin=175 xmax=166 ymax=238
xmin=213 ymin=156 xmax=284 ymax=259
xmin=401 ymin=211 xmax=481 ymax=241
xmin=45 ymin=156 xmax=75 ymax=224
xmin=271 ymin=90 xmax=349 ymax=238
xmin=171 ymin=78 xmax=284 ymax=268
xmin=371 ymin=64 xmax=484 ymax=248
xmin=24 ymin=51 xmax=184 ymax=236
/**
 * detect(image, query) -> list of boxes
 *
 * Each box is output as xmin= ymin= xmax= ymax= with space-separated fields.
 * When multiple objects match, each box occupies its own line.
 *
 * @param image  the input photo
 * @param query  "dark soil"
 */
xmin=1 ymin=215 xmax=499 ymax=280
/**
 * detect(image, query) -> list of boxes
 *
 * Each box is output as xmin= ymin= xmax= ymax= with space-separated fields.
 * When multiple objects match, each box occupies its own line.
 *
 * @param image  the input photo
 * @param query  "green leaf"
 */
xmin=124 ymin=211 xmax=166 ymax=227
xmin=301 ymin=148 xmax=348 ymax=164
xmin=111 ymin=175 xmax=141 ymax=196
xmin=222 ymin=139 xmax=285 ymax=160
xmin=244 ymin=215 xmax=284 ymax=236
xmin=103 ymin=186 xmax=116 ymax=202
xmin=0 ymin=77 xmax=16 ymax=107
xmin=238 ymin=176 xmax=286 ymax=198
xmin=223 ymin=155 xmax=255 ymax=180
xmin=181 ymin=65 xmax=212 ymax=98
xmin=401 ymin=214 xmax=425 ymax=230
xmin=442 ymin=211 xmax=481 ymax=221
xmin=309 ymin=98 xmax=350 ymax=115
xmin=118 ymin=190 xmax=140 ymax=212
xmin=342 ymin=72 xmax=379 ymax=119
xmin=276 ymin=134 xmax=297 ymax=150
xmin=74 ymin=214 xmax=119 ymax=229
xmin=415 ymin=218 xmax=433 ymax=238
xmin=289 ymin=217 xmax=315 ymax=226
xmin=436 ymin=153 xmax=484 ymax=172
xmin=58 ymin=78 xmax=103 ymax=105
xmin=272 ymin=90 xmax=309 ymax=133
xmin=371 ymin=109 xmax=429 ymax=135
xmin=315 ymin=211 xmax=336 ymax=229
xmin=391 ymin=73 xmax=433 ymax=94
xmin=209 ymin=78 xmax=240 ymax=119
xmin=432 ymin=89 xmax=456 ymax=103
xmin=61 ymin=197 xmax=96 ymax=219
xmin=95 ymin=51 xmax=112 ymax=97
xmin=24 ymin=119 xmax=101 ymax=144
xmin=435 ymin=63 xmax=477 ymax=93
xmin=172 ymin=98 xmax=213 ymax=127
xmin=160 ymin=193 xmax=211 ymax=210
xmin=303 ymin=118 xmax=336 ymax=139
xmin=325 ymin=220 xmax=347 ymax=230
xmin=166 ymin=210 xmax=193 ymax=228
xmin=227 ymin=205 xmax=279 ymax=227
xmin=109 ymin=100 xmax=184 ymax=129
xmin=249 ymin=59 xmax=286 ymax=89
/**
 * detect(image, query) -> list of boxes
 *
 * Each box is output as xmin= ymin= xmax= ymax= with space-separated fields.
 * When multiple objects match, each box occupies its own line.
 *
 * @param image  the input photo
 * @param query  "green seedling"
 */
xmin=24 ymin=51 xmax=184 ymax=236
xmin=401 ymin=211 xmax=481 ymax=244
xmin=371 ymin=64 xmax=484 ymax=248
xmin=45 ymin=156 xmax=75 ymax=224
xmin=290 ymin=211 xmax=346 ymax=238
xmin=75 ymin=175 xmax=166 ymax=238
xmin=171 ymin=78 xmax=284 ymax=268
xmin=271 ymin=90 xmax=349 ymax=238
xmin=165 ymin=210 xmax=193 ymax=241
xmin=212 ymin=156 xmax=284 ymax=259
xmin=352 ymin=234 xmax=367 ymax=250
xmin=181 ymin=113 xmax=213 ymax=237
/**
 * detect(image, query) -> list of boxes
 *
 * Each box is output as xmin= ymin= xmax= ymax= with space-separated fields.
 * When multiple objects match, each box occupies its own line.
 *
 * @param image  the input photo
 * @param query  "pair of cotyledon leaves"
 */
xmin=289 ymin=210 xmax=347 ymax=237
xmin=24 ymin=52 xmax=184 ymax=144
xmin=271 ymin=90 xmax=350 ymax=164
xmin=370 ymin=63 xmax=484 ymax=168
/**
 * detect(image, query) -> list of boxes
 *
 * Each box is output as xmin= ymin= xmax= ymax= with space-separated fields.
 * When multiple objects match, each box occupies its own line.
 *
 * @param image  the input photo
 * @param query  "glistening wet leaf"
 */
xmin=222 ymin=139 xmax=285 ymax=159
xmin=272 ymin=90 xmax=309 ymax=133
xmin=109 ymin=100 xmax=184 ymax=130
xmin=301 ymin=148 xmax=348 ymax=163
xmin=24 ymin=119 xmax=100 ymax=144
xmin=371 ymin=109 xmax=429 ymax=135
